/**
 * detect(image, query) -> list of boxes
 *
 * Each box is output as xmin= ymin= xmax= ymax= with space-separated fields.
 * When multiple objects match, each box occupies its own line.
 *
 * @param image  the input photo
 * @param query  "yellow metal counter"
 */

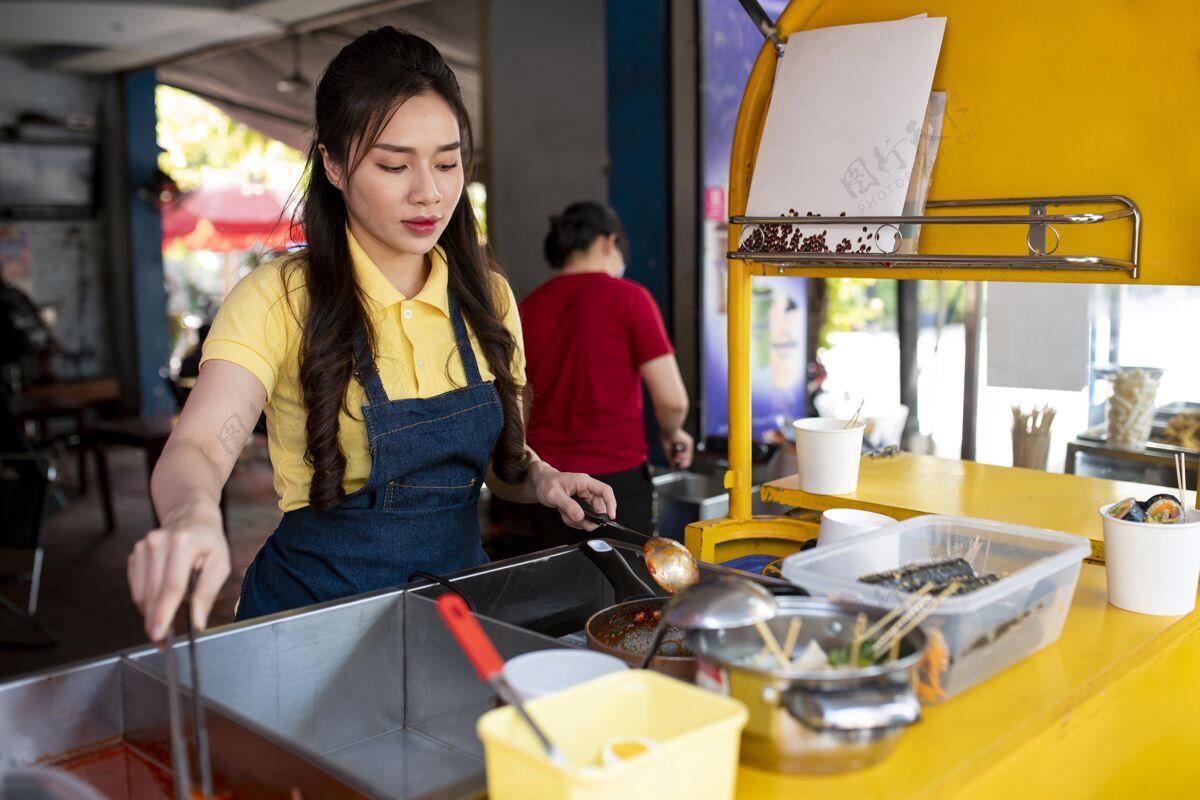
xmin=736 ymin=564 xmax=1200 ymax=798
xmin=722 ymin=454 xmax=1199 ymax=796
xmin=760 ymin=452 xmax=1183 ymax=561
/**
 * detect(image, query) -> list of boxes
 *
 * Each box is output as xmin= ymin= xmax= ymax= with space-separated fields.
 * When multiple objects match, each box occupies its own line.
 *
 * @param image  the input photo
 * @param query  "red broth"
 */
xmin=53 ymin=741 xmax=231 ymax=799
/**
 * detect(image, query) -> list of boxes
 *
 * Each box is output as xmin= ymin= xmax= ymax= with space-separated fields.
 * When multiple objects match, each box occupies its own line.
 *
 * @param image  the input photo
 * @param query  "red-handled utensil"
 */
xmin=436 ymin=594 xmax=569 ymax=767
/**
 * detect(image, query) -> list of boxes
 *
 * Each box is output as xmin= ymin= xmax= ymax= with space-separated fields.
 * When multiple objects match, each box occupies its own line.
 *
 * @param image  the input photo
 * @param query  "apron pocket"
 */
xmin=384 ymin=477 xmax=479 ymax=510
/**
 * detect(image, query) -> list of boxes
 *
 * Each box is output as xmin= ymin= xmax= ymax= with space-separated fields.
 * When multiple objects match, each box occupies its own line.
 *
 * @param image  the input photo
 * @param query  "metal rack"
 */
xmin=730 ymin=195 xmax=1141 ymax=278
xmin=729 ymin=4 xmax=1143 ymax=279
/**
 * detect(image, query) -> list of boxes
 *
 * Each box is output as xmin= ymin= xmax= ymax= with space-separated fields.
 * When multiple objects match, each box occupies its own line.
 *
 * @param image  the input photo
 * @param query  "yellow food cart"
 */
xmin=685 ymin=1 xmax=1200 ymax=794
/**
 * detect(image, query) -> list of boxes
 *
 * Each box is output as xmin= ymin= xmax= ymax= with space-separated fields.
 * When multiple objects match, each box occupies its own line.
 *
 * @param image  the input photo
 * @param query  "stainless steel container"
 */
xmin=653 ymin=471 xmax=791 ymax=541
xmin=689 ymin=596 xmax=927 ymax=774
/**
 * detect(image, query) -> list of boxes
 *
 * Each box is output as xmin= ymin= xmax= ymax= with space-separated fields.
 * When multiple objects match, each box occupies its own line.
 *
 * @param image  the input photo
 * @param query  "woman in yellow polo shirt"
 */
xmin=126 ymin=27 xmax=616 ymax=640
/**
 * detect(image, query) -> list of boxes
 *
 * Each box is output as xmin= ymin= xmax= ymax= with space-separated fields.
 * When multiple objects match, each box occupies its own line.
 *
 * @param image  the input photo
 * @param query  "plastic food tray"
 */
xmin=782 ymin=515 xmax=1090 ymax=701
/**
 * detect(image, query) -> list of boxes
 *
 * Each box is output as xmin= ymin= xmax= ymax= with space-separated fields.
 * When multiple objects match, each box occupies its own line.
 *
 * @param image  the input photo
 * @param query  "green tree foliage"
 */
xmin=155 ymin=85 xmax=306 ymax=194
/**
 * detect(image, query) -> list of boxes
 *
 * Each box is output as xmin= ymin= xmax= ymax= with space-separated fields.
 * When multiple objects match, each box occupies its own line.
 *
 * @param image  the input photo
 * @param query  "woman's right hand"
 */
xmin=127 ymin=504 xmax=230 ymax=642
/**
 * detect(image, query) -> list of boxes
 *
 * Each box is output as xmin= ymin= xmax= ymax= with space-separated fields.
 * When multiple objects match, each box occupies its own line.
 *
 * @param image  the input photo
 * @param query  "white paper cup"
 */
xmin=817 ymin=508 xmax=897 ymax=547
xmin=1102 ymin=505 xmax=1200 ymax=616
xmin=817 ymin=508 xmax=899 ymax=574
xmin=502 ymin=649 xmax=627 ymax=700
xmin=794 ymin=418 xmax=866 ymax=495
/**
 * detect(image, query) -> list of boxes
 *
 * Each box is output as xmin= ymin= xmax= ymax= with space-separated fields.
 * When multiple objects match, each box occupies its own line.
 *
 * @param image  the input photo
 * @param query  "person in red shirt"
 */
xmin=520 ymin=202 xmax=693 ymax=545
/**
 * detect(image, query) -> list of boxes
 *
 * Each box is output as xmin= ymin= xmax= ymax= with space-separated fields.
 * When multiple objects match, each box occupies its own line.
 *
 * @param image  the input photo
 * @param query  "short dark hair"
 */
xmin=543 ymin=201 xmax=629 ymax=269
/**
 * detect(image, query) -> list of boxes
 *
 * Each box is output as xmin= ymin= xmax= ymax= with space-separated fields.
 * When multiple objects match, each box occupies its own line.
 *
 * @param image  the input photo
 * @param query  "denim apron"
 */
xmin=236 ymin=290 xmax=502 ymax=620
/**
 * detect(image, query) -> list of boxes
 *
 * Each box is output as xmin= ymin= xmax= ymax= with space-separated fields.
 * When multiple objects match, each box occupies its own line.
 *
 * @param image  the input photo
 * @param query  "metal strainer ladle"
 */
xmin=638 ymin=577 xmax=780 ymax=669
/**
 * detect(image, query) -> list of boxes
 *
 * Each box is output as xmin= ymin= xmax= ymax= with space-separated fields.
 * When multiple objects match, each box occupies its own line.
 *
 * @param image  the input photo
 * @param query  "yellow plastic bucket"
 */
xmin=477 ymin=670 xmax=748 ymax=800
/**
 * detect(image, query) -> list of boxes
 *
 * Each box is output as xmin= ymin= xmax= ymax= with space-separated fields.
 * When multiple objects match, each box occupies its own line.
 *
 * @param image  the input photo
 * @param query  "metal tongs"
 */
xmin=163 ymin=570 xmax=213 ymax=800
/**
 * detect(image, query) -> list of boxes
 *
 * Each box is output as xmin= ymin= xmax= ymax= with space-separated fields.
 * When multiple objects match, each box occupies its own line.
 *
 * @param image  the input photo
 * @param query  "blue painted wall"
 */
xmin=123 ymin=70 xmax=172 ymax=419
xmin=607 ymin=0 xmax=674 ymax=467
xmin=606 ymin=0 xmax=672 ymax=324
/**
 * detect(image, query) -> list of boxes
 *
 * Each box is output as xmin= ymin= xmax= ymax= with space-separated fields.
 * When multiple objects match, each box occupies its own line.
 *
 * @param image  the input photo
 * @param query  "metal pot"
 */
xmin=689 ymin=596 xmax=927 ymax=774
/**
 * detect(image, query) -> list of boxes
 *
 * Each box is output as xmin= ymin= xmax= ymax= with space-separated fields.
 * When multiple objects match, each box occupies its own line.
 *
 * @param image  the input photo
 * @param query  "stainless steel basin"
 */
xmin=0 ymin=541 xmax=786 ymax=799
xmin=654 ymin=471 xmax=792 ymax=542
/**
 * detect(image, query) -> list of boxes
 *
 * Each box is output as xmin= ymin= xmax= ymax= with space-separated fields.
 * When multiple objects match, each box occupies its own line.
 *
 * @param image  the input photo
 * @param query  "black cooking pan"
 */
xmin=579 ymin=539 xmax=696 ymax=680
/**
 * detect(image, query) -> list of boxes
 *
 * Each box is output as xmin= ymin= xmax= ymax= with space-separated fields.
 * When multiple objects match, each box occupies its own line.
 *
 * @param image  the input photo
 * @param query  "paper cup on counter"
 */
xmin=1102 ymin=505 xmax=1200 ymax=616
xmin=817 ymin=508 xmax=897 ymax=547
xmin=502 ymin=649 xmax=627 ymax=700
xmin=818 ymin=508 xmax=899 ymax=574
xmin=793 ymin=418 xmax=865 ymax=495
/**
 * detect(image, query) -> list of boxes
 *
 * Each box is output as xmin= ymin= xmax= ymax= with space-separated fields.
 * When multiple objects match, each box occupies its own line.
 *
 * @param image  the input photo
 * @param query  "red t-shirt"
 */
xmin=520 ymin=273 xmax=674 ymax=475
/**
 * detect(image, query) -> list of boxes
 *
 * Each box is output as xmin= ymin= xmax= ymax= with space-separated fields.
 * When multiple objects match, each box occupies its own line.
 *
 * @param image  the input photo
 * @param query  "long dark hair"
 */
xmin=543 ymin=201 xmax=629 ymax=269
xmin=290 ymin=27 xmax=529 ymax=511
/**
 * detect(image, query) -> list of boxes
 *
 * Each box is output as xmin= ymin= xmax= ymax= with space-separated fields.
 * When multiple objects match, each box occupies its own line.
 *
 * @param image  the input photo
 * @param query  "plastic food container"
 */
xmin=477 ymin=670 xmax=747 ymax=800
xmin=782 ymin=515 xmax=1090 ymax=701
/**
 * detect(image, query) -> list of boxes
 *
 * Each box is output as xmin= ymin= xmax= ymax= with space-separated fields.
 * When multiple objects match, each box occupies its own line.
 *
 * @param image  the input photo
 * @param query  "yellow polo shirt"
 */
xmin=200 ymin=231 xmax=525 ymax=512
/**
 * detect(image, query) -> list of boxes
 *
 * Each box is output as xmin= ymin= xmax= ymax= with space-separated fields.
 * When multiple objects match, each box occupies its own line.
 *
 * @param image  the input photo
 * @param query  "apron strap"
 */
xmin=352 ymin=327 xmax=392 ymax=407
xmin=448 ymin=289 xmax=485 ymax=386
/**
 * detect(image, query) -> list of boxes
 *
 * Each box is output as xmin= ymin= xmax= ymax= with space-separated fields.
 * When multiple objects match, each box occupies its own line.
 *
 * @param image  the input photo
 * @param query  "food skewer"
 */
xmin=848 ymin=613 xmax=867 ymax=666
xmin=859 ymin=583 xmax=936 ymax=643
xmin=1176 ymin=453 xmax=1187 ymax=513
xmin=845 ymin=398 xmax=865 ymax=430
xmin=754 ymin=619 xmax=791 ymax=670
xmin=781 ymin=617 xmax=802 ymax=667
xmin=872 ymin=582 xmax=961 ymax=661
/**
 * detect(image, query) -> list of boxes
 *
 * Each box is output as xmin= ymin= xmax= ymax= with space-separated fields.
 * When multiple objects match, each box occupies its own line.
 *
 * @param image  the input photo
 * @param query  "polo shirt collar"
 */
xmin=347 ymin=226 xmax=451 ymax=317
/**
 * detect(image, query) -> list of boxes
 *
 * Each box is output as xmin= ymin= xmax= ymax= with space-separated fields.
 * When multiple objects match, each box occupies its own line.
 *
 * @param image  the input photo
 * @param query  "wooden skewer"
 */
xmin=754 ymin=620 xmax=790 ymax=670
xmin=845 ymin=398 xmax=865 ymax=430
xmin=888 ymin=635 xmax=902 ymax=663
xmin=874 ymin=582 xmax=962 ymax=660
xmin=781 ymin=617 xmax=802 ymax=667
xmin=1176 ymin=453 xmax=1187 ymax=514
xmin=848 ymin=613 xmax=867 ymax=667
xmin=870 ymin=592 xmax=937 ymax=658
xmin=860 ymin=583 xmax=935 ymax=643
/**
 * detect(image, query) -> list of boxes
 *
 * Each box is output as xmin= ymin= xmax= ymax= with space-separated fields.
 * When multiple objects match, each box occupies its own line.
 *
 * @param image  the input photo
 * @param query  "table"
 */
xmin=22 ymin=377 xmax=120 ymax=408
xmin=760 ymin=453 xmax=1187 ymax=562
xmin=735 ymin=563 xmax=1200 ymax=798
xmin=1065 ymin=436 xmax=1198 ymax=488
xmin=742 ymin=453 xmax=1200 ymax=796
xmin=13 ymin=395 xmax=117 ymax=533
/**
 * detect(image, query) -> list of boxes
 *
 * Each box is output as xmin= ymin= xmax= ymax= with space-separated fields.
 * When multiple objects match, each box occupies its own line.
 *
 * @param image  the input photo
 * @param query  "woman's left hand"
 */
xmin=529 ymin=461 xmax=617 ymax=531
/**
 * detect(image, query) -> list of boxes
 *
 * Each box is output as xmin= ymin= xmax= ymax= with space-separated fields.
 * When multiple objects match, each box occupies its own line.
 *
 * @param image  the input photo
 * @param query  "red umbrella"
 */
xmin=162 ymin=185 xmax=302 ymax=252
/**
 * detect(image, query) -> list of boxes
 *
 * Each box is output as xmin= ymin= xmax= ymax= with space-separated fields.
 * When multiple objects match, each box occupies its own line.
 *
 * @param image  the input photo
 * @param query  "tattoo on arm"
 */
xmin=218 ymin=413 xmax=252 ymax=456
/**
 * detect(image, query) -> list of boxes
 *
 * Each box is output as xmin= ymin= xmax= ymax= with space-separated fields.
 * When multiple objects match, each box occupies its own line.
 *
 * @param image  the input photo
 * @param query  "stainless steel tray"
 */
xmin=2 ymin=541 xmax=764 ymax=799
xmin=0 ymin=655 xmax=373 ymax=797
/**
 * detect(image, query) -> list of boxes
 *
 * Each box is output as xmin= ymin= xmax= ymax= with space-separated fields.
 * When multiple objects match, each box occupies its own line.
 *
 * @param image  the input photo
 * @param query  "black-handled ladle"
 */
xmin=573 ymin=497 xmax=700 ymax=595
